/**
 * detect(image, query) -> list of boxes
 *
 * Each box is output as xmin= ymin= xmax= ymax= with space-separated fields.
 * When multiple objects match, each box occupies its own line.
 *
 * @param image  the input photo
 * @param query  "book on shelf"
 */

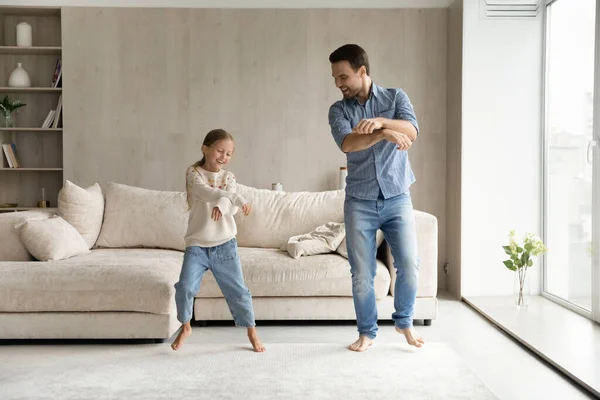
xmin=2 ymin=143 xmax=19 ymax=168
xmin=41 ymin=109 xmax=55 ymax=128
xmin=51 ymin=58 xmax=62 ymax=88
xmin=52 ymin=95 xmax=62 ymax=128
xmin=10 ymin=143 xmax=20 ymax=167
xmin=2 ymin=144 xmax=13 ymax=168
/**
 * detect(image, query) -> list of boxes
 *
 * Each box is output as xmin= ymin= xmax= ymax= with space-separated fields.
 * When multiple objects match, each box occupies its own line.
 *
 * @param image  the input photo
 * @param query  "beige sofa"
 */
xmin=0 ymin=182 xmax=438 ymax=340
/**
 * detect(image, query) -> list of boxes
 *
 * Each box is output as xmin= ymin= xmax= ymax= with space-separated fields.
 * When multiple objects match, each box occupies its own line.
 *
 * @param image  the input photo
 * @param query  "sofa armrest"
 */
xmin=381 ymin=210 xmax=438 ymax=298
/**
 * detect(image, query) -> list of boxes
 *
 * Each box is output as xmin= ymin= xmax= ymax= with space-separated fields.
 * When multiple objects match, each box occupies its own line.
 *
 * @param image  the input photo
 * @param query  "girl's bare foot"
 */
xmin=247 ymin=327 xmax=266 ymax=352
xmin=348 ymin=335 xmax=374 ymax=352
xmin=395 ymin=326 xmax=425 ymax=348
xmin=171 ymin=323 xmax=192 ymax=351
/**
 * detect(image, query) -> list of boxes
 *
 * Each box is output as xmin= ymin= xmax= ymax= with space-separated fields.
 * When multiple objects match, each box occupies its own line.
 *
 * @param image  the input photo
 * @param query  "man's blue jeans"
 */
xmin=344 ymin=192 xmax=419 ymax=339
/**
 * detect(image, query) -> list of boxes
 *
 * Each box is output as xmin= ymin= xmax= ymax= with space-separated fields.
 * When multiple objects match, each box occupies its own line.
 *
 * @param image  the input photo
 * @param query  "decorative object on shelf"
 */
xmin=339 ymin=166 xmax=347 ymax=190
xmin=8 ymin=63 xmax=31 ymax=88
xmin=502 ymin=230 xmax=548 ymax=309
xmin=37 ymin=188 xmax=49 ymax=208
xmin=0 ymin=96 xmax=26 ymax=128
xmin=272 ymin=183 xmax=283 ymax=191
xmin=0 ymin=203 xmax=18 ymax=208
xmin=16 ymin=22 xmax=32 ymax=47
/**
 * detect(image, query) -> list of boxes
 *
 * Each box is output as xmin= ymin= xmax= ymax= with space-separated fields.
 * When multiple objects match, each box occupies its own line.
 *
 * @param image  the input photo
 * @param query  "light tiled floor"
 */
xmin=175 ymin=291 xmax=596 ymax=400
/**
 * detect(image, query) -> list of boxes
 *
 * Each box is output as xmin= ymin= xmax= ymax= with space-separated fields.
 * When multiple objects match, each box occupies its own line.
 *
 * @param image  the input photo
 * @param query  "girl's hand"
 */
xmin=242 ymin=203 xmax=252 ymax=216
xmin=212 ymin=206 xmax=222 ymax=222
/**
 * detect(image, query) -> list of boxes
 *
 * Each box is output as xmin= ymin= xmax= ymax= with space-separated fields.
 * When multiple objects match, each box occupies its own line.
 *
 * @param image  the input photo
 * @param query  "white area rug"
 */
xmin=0 ymin=343 xmax=498 ymax=400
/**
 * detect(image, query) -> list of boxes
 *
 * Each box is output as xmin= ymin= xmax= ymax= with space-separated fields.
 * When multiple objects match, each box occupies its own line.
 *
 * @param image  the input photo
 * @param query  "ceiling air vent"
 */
xmin=481 ymin=0 xmax=540 ymax=18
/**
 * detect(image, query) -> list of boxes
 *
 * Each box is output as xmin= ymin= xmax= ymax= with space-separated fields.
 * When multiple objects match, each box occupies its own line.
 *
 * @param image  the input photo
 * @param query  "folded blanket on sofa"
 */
xmin=281 ymin=222 xmax=345 ymax=259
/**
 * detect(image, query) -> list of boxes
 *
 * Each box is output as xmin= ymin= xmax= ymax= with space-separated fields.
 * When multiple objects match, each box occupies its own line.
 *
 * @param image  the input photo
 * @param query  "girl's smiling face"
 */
xmin=202 ymin=139 xmax=235 ymax=172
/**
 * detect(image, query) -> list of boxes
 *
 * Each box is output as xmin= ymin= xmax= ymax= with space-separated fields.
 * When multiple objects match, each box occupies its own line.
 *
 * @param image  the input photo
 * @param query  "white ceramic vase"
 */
xmin=16 ymin=22 xmax=32 ymax=47
xmin=8 ymin=63 xmax=31 ymax=87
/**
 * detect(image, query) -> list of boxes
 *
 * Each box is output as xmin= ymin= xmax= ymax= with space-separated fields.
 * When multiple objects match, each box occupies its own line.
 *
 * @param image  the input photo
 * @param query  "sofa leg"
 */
xmin=424 ymin=319 xmax=432 ymax=326
xmin=197 ymin=320 xmax=208 ymax=327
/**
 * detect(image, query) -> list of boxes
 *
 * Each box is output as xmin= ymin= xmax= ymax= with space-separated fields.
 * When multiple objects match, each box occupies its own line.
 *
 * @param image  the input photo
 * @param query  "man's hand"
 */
xmin=384 ymin=129 xmax=413 ymax=151
xmin=242 ymin=203 xmax=252 ymax=216
xmin=354 ymin=118 xmax=383 ymax=134
xmin=212 ymin=206 xmax=222 ymax=222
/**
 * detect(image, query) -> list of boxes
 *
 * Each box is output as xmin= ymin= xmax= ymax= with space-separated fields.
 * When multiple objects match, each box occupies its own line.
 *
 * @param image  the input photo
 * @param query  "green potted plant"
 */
xmin=0 ymin=95 xmax=26 ymax=128
xmin=502 ymin=230 xmax=548 ymax=308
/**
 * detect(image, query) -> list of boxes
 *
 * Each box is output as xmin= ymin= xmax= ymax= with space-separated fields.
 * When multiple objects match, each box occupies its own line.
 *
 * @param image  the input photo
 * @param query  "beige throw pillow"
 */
xmin=96 ymin=182 xmax=188 ymax=251
xmin=15 ymin=216 xmax=90 ymax=261
xmin=0 ymin=210 xmax=54 ymax=261
xmin=58 ymin=180 xmax=104 ymax=249
xmin=234 ymin=184 xmax=345 ymax=249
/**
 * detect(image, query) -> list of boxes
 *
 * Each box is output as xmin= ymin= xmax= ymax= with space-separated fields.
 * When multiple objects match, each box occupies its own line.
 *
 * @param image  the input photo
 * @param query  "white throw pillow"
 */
xmin=15 ymin=216 xmax=90 ymax=261
xmin=96 ymin=182 xmax=188 ymax=251
xmin=0 ymin=210 xmax=54 ymax=261
xmin=235 ymin=184 xmax=345 ymax=249
xmin=281 ymin=222 xmax=346 ymax=259
xmin=336 ymin=229 xmax=385 ymax=259
xmin=58 ymin=180 xmax=104 ymax=249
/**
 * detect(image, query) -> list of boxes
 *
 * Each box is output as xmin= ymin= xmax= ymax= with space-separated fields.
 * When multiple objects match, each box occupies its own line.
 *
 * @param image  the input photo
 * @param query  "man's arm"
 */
xmin=377 ymin=119 xmax=417 ymax=142
xmin=354 ymin=89 xmax=419 ymax=142
xmin=342 ymin=129 xmax=412 ymax=153
xmin=387 ymin=89 xmax=418 ymax=141
xmin=341 ymin=130 xmax=387 ymax=153
xmin=353 ymin=118 xmax=417 ymax=142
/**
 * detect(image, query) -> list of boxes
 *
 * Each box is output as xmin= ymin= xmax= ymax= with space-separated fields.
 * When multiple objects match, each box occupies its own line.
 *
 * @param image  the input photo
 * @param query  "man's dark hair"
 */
xmin=329 ymin=44 xmax=370 ymax=76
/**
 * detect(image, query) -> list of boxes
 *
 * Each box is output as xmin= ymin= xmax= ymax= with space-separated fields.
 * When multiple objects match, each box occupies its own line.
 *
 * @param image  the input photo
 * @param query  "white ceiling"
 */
xmin=0 ymin=0 xmax=456 ymax=8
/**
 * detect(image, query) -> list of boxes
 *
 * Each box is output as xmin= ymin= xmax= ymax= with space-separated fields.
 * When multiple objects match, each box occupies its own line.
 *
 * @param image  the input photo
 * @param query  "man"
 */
xmin=328 ymin=44 xmax=424 ymax=352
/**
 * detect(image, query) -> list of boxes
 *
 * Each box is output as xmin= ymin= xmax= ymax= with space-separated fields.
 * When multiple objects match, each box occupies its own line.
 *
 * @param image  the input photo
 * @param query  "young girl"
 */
xmin=171 ymin=128 xmax=265 ymax=352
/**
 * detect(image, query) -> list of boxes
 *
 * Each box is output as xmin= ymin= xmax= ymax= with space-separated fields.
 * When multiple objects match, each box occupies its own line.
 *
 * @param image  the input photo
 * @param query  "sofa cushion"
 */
xmin=96 ymin=183 xmax=188 ymax=251
xmin=58 ymin=180 xmax=104 ymax=249
xmin=0 ymin=210 xmax=54 ymax=261
xmin=234 ymin=184 xmax=345 ymax=248
xmin=195 ymin=247 xmax=391 ymax=299
xmin=0 ymin=249 xmax=182 ymax=314
xmin=15 ymin=216 xmax=90 ymax=261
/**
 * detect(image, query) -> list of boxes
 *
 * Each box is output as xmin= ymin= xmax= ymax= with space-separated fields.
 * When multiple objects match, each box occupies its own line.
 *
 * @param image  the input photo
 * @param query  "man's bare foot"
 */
xmin=348 ymin=335 xmax=374 ymax=352
xmin=395 ymin=326 xmax=425 ymax=348
xmin=247 ymin=327 xmax=266 ymax=352
xmin=171 ymin=323 xmax=192 ymax=351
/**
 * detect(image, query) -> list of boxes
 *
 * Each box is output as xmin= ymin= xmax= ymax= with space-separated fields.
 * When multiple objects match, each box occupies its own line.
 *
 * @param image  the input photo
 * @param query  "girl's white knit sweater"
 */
xmin=185 ymin=165 xmax=247 ymax=248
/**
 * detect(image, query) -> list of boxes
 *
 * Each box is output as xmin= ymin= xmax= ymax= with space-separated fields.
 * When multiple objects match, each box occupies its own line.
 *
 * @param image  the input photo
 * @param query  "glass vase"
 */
xmin=514 ymin=268 xmax=530 ymax=309
xmin=1 ymin=112 xmax=13 ymax=128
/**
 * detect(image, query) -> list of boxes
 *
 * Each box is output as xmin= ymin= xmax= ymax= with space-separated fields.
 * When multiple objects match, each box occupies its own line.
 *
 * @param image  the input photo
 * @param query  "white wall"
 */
xmin=461 ymin=0 xmax=543 ymax=296
xmin=0 ymin=0 xmax=453 ymax=8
